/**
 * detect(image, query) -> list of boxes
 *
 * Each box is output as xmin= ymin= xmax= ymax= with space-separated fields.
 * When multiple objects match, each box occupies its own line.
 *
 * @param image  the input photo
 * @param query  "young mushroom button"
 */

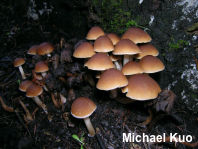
xmin=71 ymin=97 xmax=97 ymax=137
xmin=14 ymin=58 xmax=26 ymax=80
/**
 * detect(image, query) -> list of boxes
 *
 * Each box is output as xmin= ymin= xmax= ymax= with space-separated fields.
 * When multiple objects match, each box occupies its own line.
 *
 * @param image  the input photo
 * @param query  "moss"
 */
xmin=168 ymin=38 xmax=189 ymax=51
xmin=91 ymin=0 xmax=148 ymax=35
xmin=191 ymin=94 xmax=197 ymax=100
xmin=187 ymin=22 xmax=198 ymax=32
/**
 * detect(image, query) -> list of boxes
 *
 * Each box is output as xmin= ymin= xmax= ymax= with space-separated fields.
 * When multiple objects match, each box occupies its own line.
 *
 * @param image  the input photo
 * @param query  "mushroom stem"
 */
xmin=123 ymin=55 xmax=130 ymax=65
xmin=84 ymin=117 xmax=95 ymax=137
xmin=87 ymin=74 xmax=95 ymax=87
xmin=142 ymin=107 xmax=153 ymax=126
xmin=0 ymin=96 xmax=14 ymax=112
xmin=60 ymin=93 xmax=66 ymax=105
xmin=47 ymin=53 xmax=51 ymax=57
xmin=109 ymin=89 xmax=117 ymax=99
xmin=18 ymin=66 xmax=26 ymax=80
xmin=129 ymin=55 xmax=133 ymax=61
xmin=41 ymin=72 xmax=47 ymax=78
xmin=18 ymin=99 xmax=33 ymax=123
xmin=118 ymin=59 xmax=123 ymax=70
xmin=114 ymin=61 xmax=122 ymax=71
xmin=43 ymin=85 xmax=50 ymax=93
xmin=32 ymin=96 xmax=48 ymax=114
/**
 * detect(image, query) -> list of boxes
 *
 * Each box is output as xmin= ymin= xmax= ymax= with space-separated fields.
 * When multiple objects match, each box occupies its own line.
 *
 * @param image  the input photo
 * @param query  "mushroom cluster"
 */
xmin=73 ymin=26 xmax=165 ymax=103
xmin=8 ymin=26 xmax=165 ymax=138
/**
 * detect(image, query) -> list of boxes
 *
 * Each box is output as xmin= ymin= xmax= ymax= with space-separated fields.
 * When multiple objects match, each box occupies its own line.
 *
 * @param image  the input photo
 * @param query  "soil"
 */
xmin=0 ymin=1 xmax=198 ymax=149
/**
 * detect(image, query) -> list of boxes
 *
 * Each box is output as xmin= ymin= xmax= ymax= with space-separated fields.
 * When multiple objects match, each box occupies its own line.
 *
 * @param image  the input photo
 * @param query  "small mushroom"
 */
xmin=37 ymin=42 xmax=55 ymax=57
xmin=35 ymin=61 xmax=49 ymax=78
xmin=96 ymin=68 xmax=128 ymax=99
xmin=107 ymin=33 xmax=121 ymax=45
xmin=18 ymin=80 xmax=34 ymax=123
xmin=121 ymin=27 xmax=152 ymax=44
xmin=14 ymin=58 xmax=26 ymax=80
xmin=113 ymin=39 xmax=141 ymax=65
xmin=26 ymin=84 xmax=48 ymax=114
xmin=138 ymin=55 xmax=165 ymax=74
xmin=19 ymin=80 xmax=34 ymax=92
xmin=86 ymin=26 xmax=105 ymax=40
xmin=27 ymin=45 xmax=38 ymax=56
xmin=71 ymin=97 xmax=97 ymax=137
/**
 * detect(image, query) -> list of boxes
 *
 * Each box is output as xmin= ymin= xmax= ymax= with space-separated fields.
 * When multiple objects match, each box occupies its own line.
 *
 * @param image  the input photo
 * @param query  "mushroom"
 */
xmin=73 ymin=41 xmax=96 ymax=65
xmin=19 ymin=80 xmax=34 ymax=92
xmin=27 ymin=45 xmax=38 ymax=56
xmin=122 ymin=74 xmax=161 ymax=100
xmin=14 ymin=58 xmax=26 ymax=80
xmin=113 ymin=39 xmax=141 ymax=65
xmin=106 ymin=33 xmax=121 ymax=45
xmin=121 ymin=27 xmax=152 ymax=44
xmin=96 ymin=68 xmax=128 ymax=99
xmin=19 ymin=80 xmax=34 ymax=123
xmin=86 ymin=26 xmax=105 ymax=40
xmin=138 ymin=55 xmax=165 ymax=74
xmin=73 ymin=42 xmax=96 ymax=86
xmin=26 ymin=84 xmax=48 ymax=114
xmin=37 ymin=42 xmax=55 ymax=57
xmin=121 ymin=61 xmax=144 ymax=78
xmin=134 ymin=43 xmax=159 ymax=61
xmin=71 ymin=97 xmax=97 ymax=137
xmin=34 ymin=61 xmax=49 ymax=78
xmin=84 ymin=53 xmax=114 ymax=71
xmin=93 ymin=35 xmax=114 ymax=53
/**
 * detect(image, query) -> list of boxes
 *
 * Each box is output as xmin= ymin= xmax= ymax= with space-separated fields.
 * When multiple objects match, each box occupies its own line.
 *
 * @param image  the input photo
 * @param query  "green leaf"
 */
xmin=80 ymin=133 xmax=85 ymax=143
xmin=72 ymin=134 xmax=80 ymax=142
xmin=80 ymin=145 xmax=84 ymax=149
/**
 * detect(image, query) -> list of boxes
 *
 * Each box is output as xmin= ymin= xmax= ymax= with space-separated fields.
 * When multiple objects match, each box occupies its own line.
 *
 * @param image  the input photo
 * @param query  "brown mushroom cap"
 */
xmin=35 ymin=61 xmax=49 ymax=73
xmin=122 ymin=74 xmax=161 ymax=100
xmin=84 ymin=53 xmax=114 ymax=70
xmin=86 ymin=26 xmax=105 ymax=40
xmin=27 ymin=45 xmax=38 ymax=55
xmin=93 ymin=35 xmax=114 ymax=52
xmin=139 ymin=55 xmax=165 ymax=73
xmin=109 ymin=54 xmax=122 ymax=62
xmin=37 ymin=42 xmax=54 ymax=55
xmin=121 ymin=27 xmax=152 ymax=44
xmin=14 ymin=58 xmax=25 ymax=67
xmin=135 ymin=43 xmax=159 ymax=59
xmin=73 ymin=42 xmax=96 ymax=58
xmin=113 ymin=39 xmax=141 ymax=55
xmin=121 ymin=61 xmax=144 ymax=75
xmin=35 ymin=74 xmax=42 ymax=80
xmin=96 ymin=68 xmax=128 ymax=90
xmin=71 ymin=97 xmax=97 ymax=119
xmin=26 ymin=84 xmax=43 ymax=97
xmin=107 ymin=33 xmax=121 ymax=45
xmin=19 ymin=80 xmax=34 ymax=92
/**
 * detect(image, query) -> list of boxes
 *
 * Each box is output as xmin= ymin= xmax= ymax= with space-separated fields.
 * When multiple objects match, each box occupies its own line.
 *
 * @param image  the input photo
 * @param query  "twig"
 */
xmin=96 ymin=128 xmax=106 ymax=149
xmin=15 ymin=109 xmax=31 ymax=137
xmin=116 ymin=110 xmax=127 ymax=125
xmin=3 ymin=70 xmax=16 ymax=84
xmin=0 ymin=95 xmax=14 ymax=112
